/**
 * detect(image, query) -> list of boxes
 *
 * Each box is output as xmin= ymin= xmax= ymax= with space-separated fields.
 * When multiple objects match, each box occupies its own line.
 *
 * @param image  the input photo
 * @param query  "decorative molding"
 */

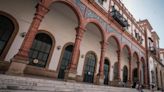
xmin=75 ymin=0 xmax=86 ymax=15
xmin=85 ymin=8 xmax=107 ymax=30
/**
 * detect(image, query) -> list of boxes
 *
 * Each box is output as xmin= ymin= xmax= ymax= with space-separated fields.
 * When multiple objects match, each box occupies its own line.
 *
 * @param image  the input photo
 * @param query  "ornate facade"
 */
xmin=0 ymin=0 xmax=163 ymax=90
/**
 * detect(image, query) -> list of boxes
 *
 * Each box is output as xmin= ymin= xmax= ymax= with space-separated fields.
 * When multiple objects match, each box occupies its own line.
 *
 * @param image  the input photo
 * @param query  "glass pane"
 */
xmin=45 ymin=45 xmax=51 ymax=53
xmin=35 ymin=40 xmax=41 ymax=50
xmin=0 ymin=41 xmax=5 ymax=50
xmin=32 ymin=51 xmax=38 ymax=58
xmin=42 ymin=53 xmax=48 ymax=61
xmin=38 ymin=52 xmax=43 ymax=60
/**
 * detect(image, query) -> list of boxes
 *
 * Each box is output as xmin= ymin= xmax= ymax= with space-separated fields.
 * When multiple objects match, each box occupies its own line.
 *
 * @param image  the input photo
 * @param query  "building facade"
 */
xmin=0 ymin=0 xmax=163 ymax=90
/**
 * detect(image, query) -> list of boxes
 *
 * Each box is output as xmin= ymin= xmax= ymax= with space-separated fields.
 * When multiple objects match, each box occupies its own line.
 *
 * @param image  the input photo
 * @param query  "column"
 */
xmin=7 ymin=2 xmax=50 ymax=75
xmin=98 ymin=41 xmax=108 ymax=84
xmin=65 ymin=26 xmax=86 ymax=80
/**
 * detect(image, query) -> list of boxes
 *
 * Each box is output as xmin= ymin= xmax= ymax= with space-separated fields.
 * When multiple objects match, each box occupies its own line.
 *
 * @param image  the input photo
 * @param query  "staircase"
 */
xmin=0 ymin=74 xmax=159 ymax=92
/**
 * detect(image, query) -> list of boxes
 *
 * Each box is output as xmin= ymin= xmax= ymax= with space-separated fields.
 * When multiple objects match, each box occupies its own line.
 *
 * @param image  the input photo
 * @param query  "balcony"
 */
xmin=110 ymin=7 xmax=129 ymax=27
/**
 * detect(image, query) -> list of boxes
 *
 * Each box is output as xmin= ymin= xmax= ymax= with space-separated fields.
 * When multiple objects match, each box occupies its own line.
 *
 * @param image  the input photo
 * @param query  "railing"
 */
xmin=110 ymin=6 xmax=129 ymax=27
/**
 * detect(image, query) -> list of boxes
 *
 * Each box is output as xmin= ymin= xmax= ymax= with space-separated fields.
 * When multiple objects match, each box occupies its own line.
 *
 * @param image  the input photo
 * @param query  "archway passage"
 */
xmin=107 ymin=36 xmax=120 ymax=81
xmin=83 ymin=52 xmax=96 ymax=83
xmin=58 ymin=45 xmax=73 ymax=79
xmin=123 ymin=65 xmax=128 ymax=83
xmin=0 ymin=15 xmax=15 ymax=59
xmin=29 ymin=33 xmax=52 ymax=67
xmin=104 ymin=59 xmax=110 ymax=85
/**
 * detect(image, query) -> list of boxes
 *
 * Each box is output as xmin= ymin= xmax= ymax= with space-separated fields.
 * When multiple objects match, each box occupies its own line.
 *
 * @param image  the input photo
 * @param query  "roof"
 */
xmin=138 ymin=19 xmax=153 ymax=31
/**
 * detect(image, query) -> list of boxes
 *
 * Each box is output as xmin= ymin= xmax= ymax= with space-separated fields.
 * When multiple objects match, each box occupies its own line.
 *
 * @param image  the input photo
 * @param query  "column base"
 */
xmin=64 ymin=69 xmax=77 ymax=82
xmin=143 ymin=84 xmax=149 ymax=89
xmin=126 ymin=81 xmax=132 ymax=88
xmin=76 ymin=75 xmax=83 ymax=82
xmin=110 ymin=79 xmax=121 ymax=87
xmin=96 ymin=74 xmax=104 ymax=85
xmin=6 ymin=58 xmax=29 ymax=75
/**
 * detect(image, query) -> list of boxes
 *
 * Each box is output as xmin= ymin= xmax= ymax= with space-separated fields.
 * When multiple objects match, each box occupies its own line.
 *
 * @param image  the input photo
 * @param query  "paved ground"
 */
xmin=0 ymin=88 xmax=161 ymax=92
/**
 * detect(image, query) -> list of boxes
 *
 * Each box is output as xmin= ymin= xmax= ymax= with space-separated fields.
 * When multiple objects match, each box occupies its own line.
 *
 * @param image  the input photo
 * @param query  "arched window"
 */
xmin=83 ymin=52 xmax=96 ymax=83
xmin=104 ymin=59 xmax=110 ymax=85
xmin=123 ymin=65 xmax=128 ymax=83
xmin=58 ymin=45 xmax=73 ymax=79
xmin=113 ymin=62 xmax=118 ymax=80
xmin=29 ymin=33 xmax=52 ymax=67
xmin=0 ymin=15 xmax=16 ymax=60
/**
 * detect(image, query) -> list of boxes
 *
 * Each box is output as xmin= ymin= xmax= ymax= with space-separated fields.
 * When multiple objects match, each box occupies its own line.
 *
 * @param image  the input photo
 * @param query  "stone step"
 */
xmin=0 ymin=74 xmax=160 ymax=92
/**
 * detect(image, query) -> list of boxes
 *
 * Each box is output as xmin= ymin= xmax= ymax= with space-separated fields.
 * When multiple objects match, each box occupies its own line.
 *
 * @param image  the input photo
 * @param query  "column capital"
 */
xmin=75 ymin=25 xmax=86 ymax=31
xmin=75 ymin=26 xmax=86 ymax=40
xmin=100 ymin=41 xmax=109 ymax=50
xmin=35 ymin=3 xmax=50 ymax=21
xmin=116 ymin=49 xmax=121 ymax=53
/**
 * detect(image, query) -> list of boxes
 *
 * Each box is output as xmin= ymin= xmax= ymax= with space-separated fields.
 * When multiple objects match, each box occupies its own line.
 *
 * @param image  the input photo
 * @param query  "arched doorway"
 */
xmin=160 ymin=71 xmax=163 ymax=89
xmin=133 ymin=68 xmax=138 ymax=83
xmin=29 ymin=33 xmax=52 ymax=67
xmin=123 ymin=65 xmax=128 ymax=83
xmin=140 ymin=58 xmax=145 ymax=85
xmin=104 ymin=59 xmax=110 ymax=85
xmin=113 ymin=62 xmax=118 ymax=80
xmin=0 ymin=13 xmax=18 ymax=60
xmin=156 ymin=67 xmax=159 ymax=88
xmin=121 ymin=45 xmax=131 ymax=83
xmin=58 ymin=45 xmax=73 ymax=79
xmin=83 ymin=52 xmax=96 ymax=83
xmin=132 ymin=52 xmax=139 ymax=85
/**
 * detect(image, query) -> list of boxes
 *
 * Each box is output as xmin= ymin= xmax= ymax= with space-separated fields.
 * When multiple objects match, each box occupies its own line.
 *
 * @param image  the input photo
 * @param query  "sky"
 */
xmin=121 ymin=0 xmax=164 ymax=48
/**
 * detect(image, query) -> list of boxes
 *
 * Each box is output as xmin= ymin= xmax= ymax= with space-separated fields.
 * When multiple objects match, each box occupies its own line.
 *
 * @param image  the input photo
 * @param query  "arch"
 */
xmin=83 ymin=51 xmax=97 ymax=83
xmin=49 ymin=0 xmax=84 ymax=26
xmin=107 ymin=35 xmax=121 ymax=51
xmin=29 ymin=31 xmax=54 ymax=68
xmin=122 ymin=45 xmax=131 ymax=56
xmin=57 ymin=42 xmax=74 ymax=79
xmin=140 ymin=57 xmax=145 ymax=65
xmin=104 ymin=58 xmax=110 ymax=85
xmin=84 ymin=19 xmax=106 ymax=42
xmin=123 ymin=65 xmax=128 ymax=83
xmin=133 ymin=52 xmax=139 ymax=61
xmin=0 ymin=11 xmax=19 ymax=60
